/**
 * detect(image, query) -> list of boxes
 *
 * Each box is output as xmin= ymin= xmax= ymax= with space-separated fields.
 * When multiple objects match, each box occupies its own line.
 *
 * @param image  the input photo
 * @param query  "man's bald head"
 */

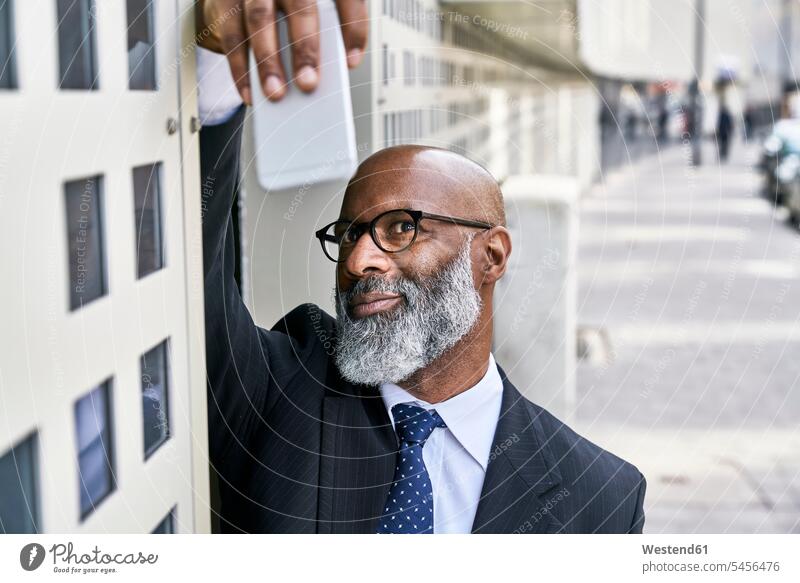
xmin=342 ymin=145 xmax=506 ymax=227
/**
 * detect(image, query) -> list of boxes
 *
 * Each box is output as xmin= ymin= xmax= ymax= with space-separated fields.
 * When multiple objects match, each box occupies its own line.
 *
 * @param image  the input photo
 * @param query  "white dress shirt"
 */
xmin=197 ymin=47 xmax=243 ymax=126
xmin=379 ymin=353 xmax=504 ymax=534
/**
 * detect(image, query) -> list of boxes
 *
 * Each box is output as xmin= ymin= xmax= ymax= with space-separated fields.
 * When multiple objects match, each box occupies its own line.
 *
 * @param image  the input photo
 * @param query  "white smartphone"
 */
xmin=249 ymin=0 xmax=358 ymax=191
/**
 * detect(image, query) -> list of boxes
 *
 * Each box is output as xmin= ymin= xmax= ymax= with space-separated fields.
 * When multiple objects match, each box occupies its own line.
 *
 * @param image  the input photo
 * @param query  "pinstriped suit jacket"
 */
xmin=201 ymin=107 xmax=647 ymax=534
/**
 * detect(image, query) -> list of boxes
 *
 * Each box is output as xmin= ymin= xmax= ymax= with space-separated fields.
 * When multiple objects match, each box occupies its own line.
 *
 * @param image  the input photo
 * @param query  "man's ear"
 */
xmin=478 ymin=226 xmax=512 ymax=286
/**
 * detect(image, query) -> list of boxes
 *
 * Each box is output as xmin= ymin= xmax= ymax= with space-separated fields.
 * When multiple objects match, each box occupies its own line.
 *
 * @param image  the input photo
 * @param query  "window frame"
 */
xmin=0 ymin=0 xmax=18 ymax=89
xmin=126 ymin=0 xmax=158 ymax=91
xmin=74 ymin=378 xmax=116 ymax=521
xmin=0 ymin=431 xmax=40 ymax=533
xmin=141 ymin=338 xmax=171 ymax=460
xmin=151 ymin=505 xmax=176 ymax=533
xmin=132 ymin=162 xmax=166 ymax=279
xmin=55 ymin=0 xmax=99 ymax=90
xmin=64 ymin=173 xmax=108 ymax=311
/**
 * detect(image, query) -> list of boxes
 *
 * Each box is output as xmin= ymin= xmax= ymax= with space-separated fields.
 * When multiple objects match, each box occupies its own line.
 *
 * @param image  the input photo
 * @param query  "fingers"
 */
xmin=334 ymin=0 xmax=368 ymax=68
xmin=218 ymin=0 xmax=252 ymax=104
xmin=245 ymin=0 xmax=287 ymax=101
xmin=282 ymin=0 xmax=320 ymax=93
xmin=212 ymin=0 xmax=366 ymax=102
xmin=196 ymin=0 xmax=221 ymax=53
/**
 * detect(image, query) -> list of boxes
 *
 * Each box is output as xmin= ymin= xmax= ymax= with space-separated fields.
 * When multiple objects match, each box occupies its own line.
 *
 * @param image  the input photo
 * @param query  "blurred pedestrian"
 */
xmin=743 ymin=105 xmax=754 ymax=140
xmin=658 ymin=107 xmax=669 ymax=143
xmin=716 ymin=104 xmax=734 ymax=162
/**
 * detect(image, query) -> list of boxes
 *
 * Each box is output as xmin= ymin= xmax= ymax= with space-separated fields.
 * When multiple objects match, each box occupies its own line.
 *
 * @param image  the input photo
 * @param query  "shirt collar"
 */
xmin=379 ymin=353 xmax=504 ymax=472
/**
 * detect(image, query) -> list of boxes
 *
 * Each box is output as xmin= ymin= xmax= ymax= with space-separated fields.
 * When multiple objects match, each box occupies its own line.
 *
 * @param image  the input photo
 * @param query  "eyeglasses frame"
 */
xmin=314 ymin=208 xmax=494 ymax=263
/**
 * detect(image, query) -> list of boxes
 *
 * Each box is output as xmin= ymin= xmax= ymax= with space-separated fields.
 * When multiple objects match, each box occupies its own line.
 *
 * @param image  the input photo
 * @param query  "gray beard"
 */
xmin=333 ymin=237 xmax=482 ymax=386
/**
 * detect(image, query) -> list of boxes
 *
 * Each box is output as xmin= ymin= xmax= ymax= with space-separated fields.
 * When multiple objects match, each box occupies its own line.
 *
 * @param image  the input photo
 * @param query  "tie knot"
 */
xmin=391 ymin=403 xmax=446 ymax=445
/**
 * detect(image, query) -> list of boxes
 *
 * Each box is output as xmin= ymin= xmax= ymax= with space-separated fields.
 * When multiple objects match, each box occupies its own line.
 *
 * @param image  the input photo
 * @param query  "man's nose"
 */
xmin=342 ymin=230 xmax=392 ymax=279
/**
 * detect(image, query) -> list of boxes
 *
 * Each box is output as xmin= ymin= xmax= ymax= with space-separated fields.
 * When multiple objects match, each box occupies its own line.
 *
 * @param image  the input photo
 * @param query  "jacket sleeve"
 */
xmin=628 ymin=471 xmax=647 ymax=533
xmin=200 ymin=106 xmax=287 ymax=470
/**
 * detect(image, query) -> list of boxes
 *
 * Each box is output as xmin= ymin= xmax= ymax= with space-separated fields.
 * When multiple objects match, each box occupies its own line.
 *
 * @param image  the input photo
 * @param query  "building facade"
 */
xmin=0 ymin=0 xmax=209 ymax=533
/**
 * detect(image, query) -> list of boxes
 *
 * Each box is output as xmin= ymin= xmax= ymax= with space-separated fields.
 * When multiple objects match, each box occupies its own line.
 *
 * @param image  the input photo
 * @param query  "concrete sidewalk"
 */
xmin=573 ymin=139 xmax=800 ymax=533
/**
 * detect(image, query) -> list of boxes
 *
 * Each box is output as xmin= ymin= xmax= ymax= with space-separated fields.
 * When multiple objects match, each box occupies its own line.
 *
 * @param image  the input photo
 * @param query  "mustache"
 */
xmin=338 ymin=275 xmax=419 ymax=310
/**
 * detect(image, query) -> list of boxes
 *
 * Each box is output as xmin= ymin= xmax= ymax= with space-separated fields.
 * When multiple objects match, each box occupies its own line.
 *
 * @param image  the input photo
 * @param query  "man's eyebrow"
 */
xmin=337 ymin=216 xmax=374 ymax=225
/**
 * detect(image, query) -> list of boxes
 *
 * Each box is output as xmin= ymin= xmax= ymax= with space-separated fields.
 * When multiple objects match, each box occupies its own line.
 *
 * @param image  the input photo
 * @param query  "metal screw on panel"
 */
xmin=166 ymin=118 xmax=178 ymax=135
xmin=190 ymin=116 xmax=201 ymax=133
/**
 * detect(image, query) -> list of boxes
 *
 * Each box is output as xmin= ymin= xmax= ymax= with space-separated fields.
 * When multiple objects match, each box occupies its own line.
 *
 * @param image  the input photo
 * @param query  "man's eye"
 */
xmin=389 ymin=221 xmax=415 ymax=234
xmin=343 ymin=226 xmax=362 ymax=243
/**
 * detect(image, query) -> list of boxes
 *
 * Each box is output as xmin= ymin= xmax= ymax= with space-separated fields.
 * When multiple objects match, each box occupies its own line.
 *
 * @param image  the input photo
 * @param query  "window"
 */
xmin=126 ymin=0 xmax=156 ymax=90
xmin=0 ymin=0 xmax=17 ymax=89
xmin=132 ymin=163 xmax=164 ymax=278
xmin=151 ymin=506 xmax=175 ymax=533
xmin=75 ymin=380 xmax=115 ymax=519
xmin=56 ymin=0 xmax=98 ymax=89
xmin=141 ymin=339 xmax=170 ymax=458
xmin=403 ymin=50 xmax=414 ymax=86
xmin=0 ymin=432 xmax=39 ymax=533
xmin=382 ymin=43 xmax=388 ymax=85
xmin=65 ymin=175 xmax=106 ymax=310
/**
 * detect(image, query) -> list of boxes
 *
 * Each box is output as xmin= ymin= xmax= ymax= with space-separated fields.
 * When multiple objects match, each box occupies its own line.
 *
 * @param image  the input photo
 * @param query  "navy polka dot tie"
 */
xmin=377 ymin=403 xmax=446 ymax=534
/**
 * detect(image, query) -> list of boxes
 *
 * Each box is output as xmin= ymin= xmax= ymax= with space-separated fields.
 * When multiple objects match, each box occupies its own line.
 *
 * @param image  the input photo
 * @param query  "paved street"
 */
xmin=573 ymin=138 xmax=800 ymax=533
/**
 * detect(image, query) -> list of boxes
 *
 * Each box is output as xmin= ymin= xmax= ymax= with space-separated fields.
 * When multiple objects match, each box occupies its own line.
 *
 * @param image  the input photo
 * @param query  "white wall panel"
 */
xmin=0 ymin=0 xmax=208 ymax=533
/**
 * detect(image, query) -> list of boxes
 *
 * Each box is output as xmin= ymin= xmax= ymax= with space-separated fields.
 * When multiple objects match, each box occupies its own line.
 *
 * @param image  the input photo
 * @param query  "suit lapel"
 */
xmin=472 ymin=373 xmax=565 ymax=533
xmin=317 ymin=385 xmax=397 ymax=533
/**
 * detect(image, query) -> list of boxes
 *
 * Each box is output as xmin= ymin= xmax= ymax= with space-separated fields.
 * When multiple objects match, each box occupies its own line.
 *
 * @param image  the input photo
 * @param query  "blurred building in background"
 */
xmin=581 ymin=0 xmax=796 ymax=170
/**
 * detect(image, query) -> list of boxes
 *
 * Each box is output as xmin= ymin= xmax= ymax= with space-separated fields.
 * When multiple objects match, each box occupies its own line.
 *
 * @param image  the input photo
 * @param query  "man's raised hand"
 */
xmin=196 ymin=0 xmax=368 ymax=104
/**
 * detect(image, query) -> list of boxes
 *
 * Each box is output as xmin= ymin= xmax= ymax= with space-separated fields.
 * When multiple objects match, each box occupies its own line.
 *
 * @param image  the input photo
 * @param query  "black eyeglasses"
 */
xmin=315 ymin=208 xmax=493 ymax=263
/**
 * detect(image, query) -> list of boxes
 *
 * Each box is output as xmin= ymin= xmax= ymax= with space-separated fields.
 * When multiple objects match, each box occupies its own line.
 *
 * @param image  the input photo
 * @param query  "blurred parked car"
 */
xmin=760 ymin=119 xmax=800 ymax=206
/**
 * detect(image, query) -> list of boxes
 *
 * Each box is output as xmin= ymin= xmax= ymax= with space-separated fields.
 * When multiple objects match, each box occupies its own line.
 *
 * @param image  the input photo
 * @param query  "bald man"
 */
xmin=200 ymin=104 xmax=646 ymax=534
